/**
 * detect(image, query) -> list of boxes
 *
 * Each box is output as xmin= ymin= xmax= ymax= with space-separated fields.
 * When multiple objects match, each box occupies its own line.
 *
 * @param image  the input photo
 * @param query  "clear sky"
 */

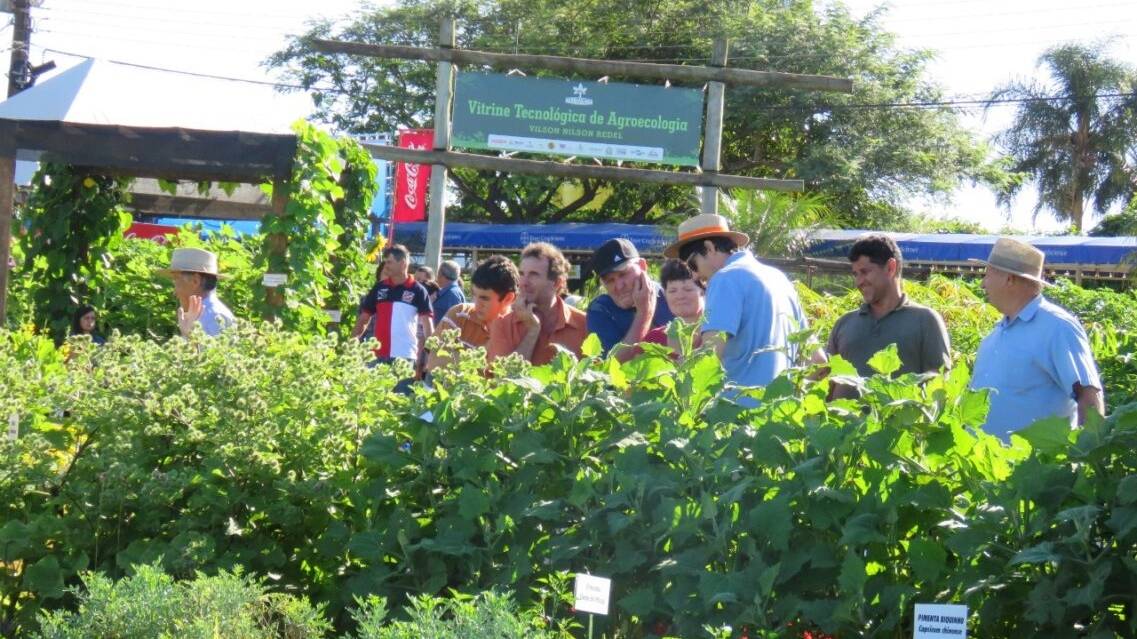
xmin=10 ymin=0 xmax=1137 ymax=233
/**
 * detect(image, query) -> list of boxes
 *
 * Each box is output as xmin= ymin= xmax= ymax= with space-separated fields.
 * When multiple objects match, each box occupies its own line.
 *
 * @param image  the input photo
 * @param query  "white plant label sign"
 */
xmin=914 ymin=603 xmax=967 ymax=638
xmin=573 ymin=573 xmax=611 ymax=615
xmin=262 ymin=273 xmax=288 ymax=287
xmin=7 ymin=413 xmax=18 ymax=441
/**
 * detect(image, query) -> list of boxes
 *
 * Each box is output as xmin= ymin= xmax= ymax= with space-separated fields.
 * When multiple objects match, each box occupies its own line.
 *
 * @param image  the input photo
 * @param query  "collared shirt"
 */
xmin=360 ymin=277 xmax=433 ymax=359
xmin=437 ymin=303 xmax=492 ymax=349
xmin=970 ymin=295 xmax=1102 ymax=440
xmin=586 ymin=283 xmax=674 ymax=355
xmin=199 ymin=291 xmax=236 ymax=336
xmin=487 ymin=295 xmax=588 ymax=365
xmin=701 ymin=250 xmax=808 ymax=387
xmin=826 ymin=295 xmax=951 ymax=396
xmin=433 ymin=281 xmax=467 ymax=324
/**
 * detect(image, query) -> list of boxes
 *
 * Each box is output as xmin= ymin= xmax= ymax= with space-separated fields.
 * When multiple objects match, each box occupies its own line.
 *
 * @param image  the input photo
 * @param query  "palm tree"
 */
xmin=719 ymin=189 xmax=834 ymax=257
xmin=989 ymin=43 xmax=1137 ymax=232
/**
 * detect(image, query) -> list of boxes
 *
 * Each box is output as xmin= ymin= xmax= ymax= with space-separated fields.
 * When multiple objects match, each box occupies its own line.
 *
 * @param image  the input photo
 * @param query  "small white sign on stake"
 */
xmin=914 ymin=603 xmax=967 ymax=639
xmin=573 ymin=573 xmax=611 ymax=616
xmin=7 ymin=414 xmax=18 ymax=442
xmin=262 ymin=273 xmax=288 ymax=287
xmin=325 ymin=309 xmax=343 ymax=323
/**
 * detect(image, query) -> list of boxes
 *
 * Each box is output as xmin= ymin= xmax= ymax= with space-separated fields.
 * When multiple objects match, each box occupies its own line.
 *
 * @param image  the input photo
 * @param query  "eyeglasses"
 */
xmin=680 ymin=247 xmax=701 ymax=271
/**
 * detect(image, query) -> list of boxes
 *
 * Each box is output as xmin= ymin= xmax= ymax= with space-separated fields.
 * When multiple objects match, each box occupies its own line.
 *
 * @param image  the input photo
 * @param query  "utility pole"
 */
xmin=7 ymin=0 xmax=31 ymax=97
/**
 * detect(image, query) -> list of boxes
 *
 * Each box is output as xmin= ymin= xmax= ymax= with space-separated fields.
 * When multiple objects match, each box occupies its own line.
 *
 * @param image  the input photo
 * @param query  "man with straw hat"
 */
xmin=158 ymin=247 xmax=236 ymax=338
xmin=970 ymin=237 xmax=1103 ymax=440
xmin=664 ymin=213 xmax=809 ymax=399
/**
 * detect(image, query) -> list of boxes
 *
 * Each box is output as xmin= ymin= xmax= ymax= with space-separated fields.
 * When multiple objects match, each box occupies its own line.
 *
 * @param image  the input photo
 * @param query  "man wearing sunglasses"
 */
xmin=664 ymin=214 xmax=809 ymax=400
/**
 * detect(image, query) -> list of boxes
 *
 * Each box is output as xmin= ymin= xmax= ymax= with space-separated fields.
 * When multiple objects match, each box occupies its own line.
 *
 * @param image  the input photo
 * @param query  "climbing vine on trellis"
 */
xmin=16 ymin=165 xmax=133 ymax=343
xmin=258 ymin=120 xmax=378 ymax=336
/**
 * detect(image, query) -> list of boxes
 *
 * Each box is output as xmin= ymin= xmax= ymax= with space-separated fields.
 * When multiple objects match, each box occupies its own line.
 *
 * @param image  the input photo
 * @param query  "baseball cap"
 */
xmin=591 ymin=238 xmax=640 ymax=278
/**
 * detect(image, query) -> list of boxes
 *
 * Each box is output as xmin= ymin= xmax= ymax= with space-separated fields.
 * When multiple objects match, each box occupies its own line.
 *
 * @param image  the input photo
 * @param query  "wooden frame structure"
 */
xmin=314 ymin=18 xmax=854 ymax=268
xmin=0 ymin=118 xmax=296 ymax=324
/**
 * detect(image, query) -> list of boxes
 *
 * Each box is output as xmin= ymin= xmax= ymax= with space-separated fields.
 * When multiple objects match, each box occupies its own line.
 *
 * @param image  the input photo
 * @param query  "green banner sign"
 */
xmin=451 ymin=72 xmax=705 ymax=167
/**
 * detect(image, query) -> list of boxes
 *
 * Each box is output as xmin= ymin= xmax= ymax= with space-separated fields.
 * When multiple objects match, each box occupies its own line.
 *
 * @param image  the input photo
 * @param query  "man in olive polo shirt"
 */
xmin=825 ymin=234 xmax=950 ymax=398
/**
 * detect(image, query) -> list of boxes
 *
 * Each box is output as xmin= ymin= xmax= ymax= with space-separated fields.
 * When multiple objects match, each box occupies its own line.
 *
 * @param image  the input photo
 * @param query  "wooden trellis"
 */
xmin=314 ymin=18 xmax=853 ymax=268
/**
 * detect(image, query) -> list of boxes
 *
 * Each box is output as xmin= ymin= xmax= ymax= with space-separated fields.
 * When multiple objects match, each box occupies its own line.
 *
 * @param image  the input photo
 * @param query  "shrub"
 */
xmin=33 ymin=563 xmax=330 ymax=639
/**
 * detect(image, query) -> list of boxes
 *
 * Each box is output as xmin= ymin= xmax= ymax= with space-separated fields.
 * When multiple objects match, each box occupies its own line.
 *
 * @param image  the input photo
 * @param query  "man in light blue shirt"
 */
xmin=969 ymin=238 xmax=1103 ymax=440
xmin=433 ymin=260 xmax=467 ymax=324
xmin=664 ymin=214 xmax=810 ymax=391
xmin=159 ymin=247 xmax=236 ymax=338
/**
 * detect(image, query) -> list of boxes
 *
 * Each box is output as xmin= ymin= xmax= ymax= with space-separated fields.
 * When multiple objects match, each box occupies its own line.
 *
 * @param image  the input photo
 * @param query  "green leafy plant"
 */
xmin=258 ymin=121 xmax=377 ymax=334
xmin=33 ymin=563 xmax=330 ymax=639
xmin=5 ymin=276 xmax=1137 ymax=638
xmin=15 ymin=164 xmax=133 ymax=343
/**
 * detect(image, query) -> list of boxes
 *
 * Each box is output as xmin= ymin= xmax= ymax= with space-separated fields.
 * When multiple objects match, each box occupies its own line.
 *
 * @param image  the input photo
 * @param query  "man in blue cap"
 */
xmin=586 ymin=238 xmax=674 ymax=361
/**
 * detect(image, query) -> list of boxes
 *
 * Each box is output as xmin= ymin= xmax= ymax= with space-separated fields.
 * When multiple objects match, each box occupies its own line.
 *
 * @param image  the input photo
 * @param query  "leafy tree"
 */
xmin=989 ymin=43 xmax=1137 ymax=232
xmin=268 ymin=0 xmax=1005 ymax=228
xmin=1089 ymin=195 xmax=1137 ymax=236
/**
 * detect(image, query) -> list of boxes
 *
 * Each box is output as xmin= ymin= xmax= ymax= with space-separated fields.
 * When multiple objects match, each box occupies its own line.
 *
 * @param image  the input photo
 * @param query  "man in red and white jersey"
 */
xmin=351 ymin=244 xmax=434 ymax=367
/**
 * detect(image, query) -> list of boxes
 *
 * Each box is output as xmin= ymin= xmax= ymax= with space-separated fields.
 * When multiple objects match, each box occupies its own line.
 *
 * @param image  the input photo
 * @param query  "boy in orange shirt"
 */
xmin=426 ymin=255 xmax=519 ymax=372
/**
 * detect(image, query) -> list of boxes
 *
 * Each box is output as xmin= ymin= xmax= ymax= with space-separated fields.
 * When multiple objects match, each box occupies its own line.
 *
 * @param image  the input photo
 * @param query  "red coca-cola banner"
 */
xmin=393 ymin=128 xmax=434 ymax=222
xmin=124 ymin=222 xmax=179 ymax=244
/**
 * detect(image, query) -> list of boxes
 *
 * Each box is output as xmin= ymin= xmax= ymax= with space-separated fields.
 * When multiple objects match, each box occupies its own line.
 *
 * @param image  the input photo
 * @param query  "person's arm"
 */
xmin=425 ymin=310 xmax=463 ymax=372
xmin=352 ymin=287 xmax=379 ymax=340
xmin=177 ymin=295 xmax=204 ymax=338
xmin=610 ymin=273 xmax=658 ymax=363
xmin=510 ymin=296 xmax=542 ymax=362
xmin=923 ymin=310 xmax=953 ymax=372
xmin=701 ymin=330 xmax=728 ymax=359
xmin=1075 ymin=382 xmax=1105 ymax=425
xmin=350 ymin=311 xmax=373 ymax=339
xmin=416 ymin=314 xmax=434 ymax=363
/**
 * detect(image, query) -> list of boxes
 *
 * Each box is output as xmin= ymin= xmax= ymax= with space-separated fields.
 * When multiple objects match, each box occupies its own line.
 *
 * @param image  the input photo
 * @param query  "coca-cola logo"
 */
xmin=403 ymin=143 xmax=427 ymax=209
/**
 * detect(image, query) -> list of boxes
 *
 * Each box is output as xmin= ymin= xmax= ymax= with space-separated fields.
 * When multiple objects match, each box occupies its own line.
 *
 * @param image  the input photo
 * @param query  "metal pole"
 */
xmin=700 ymin=38 xmax=728 ymax=216
xmin=424 ymin=16 xmax=455 ymax=271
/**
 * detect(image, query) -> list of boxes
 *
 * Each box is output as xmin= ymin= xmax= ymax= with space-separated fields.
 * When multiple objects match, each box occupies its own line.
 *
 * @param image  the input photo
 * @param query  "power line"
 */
xmin=761 ymin=91 xmax=1137 ymax=112
xmin=38 ymin=46 xmax=337 ymax=92
xmin=877 ymin=0 xmax=1137 ymax=24
xmin=35 ymin=4 xmax=323 ymax=33
xmin=36 ymin=0 xmax=338 ymax=22
xmin=34 ymin=46 xmax=1137 ymax=114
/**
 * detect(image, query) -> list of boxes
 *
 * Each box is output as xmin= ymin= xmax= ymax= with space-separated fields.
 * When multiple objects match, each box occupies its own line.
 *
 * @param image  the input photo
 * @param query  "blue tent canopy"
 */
xmin=391 ymin=222 xmax=674 ymax=254
xmin=804 ymin=230 xmax=1137 ymax=266
xmin=152 ymin=217 xmax=261 ymax=236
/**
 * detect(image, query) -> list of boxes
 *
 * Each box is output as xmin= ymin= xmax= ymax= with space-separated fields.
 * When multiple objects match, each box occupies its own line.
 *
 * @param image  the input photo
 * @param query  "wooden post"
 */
xmin=263 ymin=174 xmax=289 ymax=319
xmin=0 ymin=145 xmax=13 ymax=325
xmin=424 ymin=16 xmax=455 ymax=271
xmin=700 ymin=38 xmax=728 ymax=216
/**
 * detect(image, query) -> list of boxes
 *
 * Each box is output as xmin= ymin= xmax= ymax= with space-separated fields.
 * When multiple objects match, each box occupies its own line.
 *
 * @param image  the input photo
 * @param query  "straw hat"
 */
xmin=157 ymin=247 xmax=227 ymax=279
xmin=663 ymin=213 xmax=750 ymax=259
xmin=968 ymin=237 xmax=1050 ymax=286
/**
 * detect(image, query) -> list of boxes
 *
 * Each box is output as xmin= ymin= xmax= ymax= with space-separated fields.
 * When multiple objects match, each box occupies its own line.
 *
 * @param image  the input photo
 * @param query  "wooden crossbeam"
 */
xmin=360 ymin=143 xmax=804 ymax=192
xmin=312 ymin=39 xmax=853 ymax=93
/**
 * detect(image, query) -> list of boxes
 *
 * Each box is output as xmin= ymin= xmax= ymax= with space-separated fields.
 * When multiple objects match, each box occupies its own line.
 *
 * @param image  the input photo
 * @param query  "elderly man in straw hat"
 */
xmin=664 ymin=213 xmax=810 ymax=397
xmin=970 ymin=237 xmax=1103 ymax=440
xmin=159 ymin=247 xmax=236 ymax=338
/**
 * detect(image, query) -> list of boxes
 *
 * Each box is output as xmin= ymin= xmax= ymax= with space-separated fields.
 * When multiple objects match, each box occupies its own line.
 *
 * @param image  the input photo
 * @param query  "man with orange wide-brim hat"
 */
xmin=664 ymin=213 xmax=809 ymax=401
